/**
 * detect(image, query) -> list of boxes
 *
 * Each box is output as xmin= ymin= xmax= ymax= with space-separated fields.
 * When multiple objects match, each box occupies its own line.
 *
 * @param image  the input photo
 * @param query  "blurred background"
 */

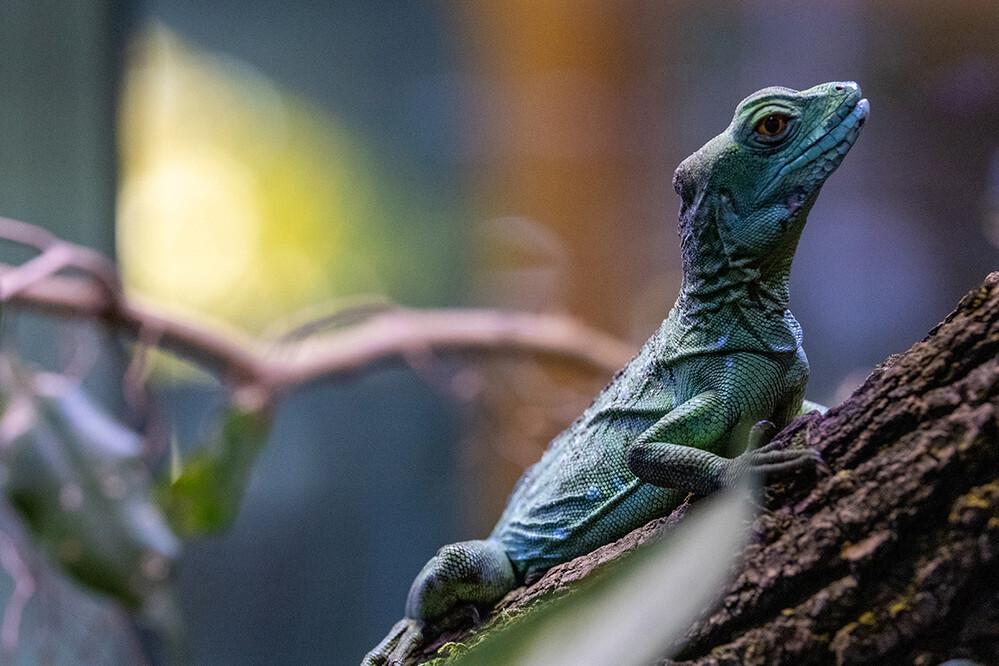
xmin=0 ymin=1 xmax=997 ymax=663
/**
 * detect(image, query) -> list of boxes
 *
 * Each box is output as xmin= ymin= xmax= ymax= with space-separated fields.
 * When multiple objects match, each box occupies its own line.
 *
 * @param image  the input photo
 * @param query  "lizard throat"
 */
xmin=675 ymin=201 xmax=797 ymax=319
xmin=677 ymin=264 xmax=791 ymax=320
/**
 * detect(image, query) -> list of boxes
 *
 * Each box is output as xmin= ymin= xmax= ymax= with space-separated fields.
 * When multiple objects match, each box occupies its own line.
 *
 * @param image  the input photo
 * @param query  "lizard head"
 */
xmin=673 ymin=82 xmax=868 ymax=268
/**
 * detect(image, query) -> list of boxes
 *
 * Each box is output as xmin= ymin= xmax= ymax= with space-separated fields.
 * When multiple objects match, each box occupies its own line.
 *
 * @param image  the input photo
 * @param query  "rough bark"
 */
xmin=417 ymin=272 xmax=999 ymax=666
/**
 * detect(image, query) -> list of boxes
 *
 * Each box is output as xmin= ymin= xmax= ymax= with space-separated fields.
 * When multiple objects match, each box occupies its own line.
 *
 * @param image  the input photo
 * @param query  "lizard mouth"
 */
xmin=762 ymin=93 xmax=869 ymax=201
xmin=815 ymin=95 xmax=869 ymax=170
xmin=795 ymin=95 xmax=868 ymax=169
xmin=856 ymin=100 xmax=869 ymax=128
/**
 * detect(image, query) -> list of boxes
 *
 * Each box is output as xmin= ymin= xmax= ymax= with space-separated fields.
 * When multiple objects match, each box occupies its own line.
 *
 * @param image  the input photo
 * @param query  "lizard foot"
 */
xmin=627 ymin=420 xmax=825 ymax=495
xmin=360 ymin=618 xmax=423 ymax=666
xmin=719 ymin=420 xmax=826 ymax=487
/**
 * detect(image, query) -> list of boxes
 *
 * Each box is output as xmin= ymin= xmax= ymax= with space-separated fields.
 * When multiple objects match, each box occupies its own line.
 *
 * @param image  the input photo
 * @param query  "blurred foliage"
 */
xmin=0 ymin=369 xmax=180 ymax=610
xmin=117 ymin=24 xmax=376 ymax=327
xmin=0 ymin=508 xmax=147 ymax=664
xmin=158 ymin=406 xmax=271 ymax=538
xmin=0 ymin=355 xmax=273 ymax=661
xmin=426 ymin=487 xmax=754 ymax=666
xmin=117 ymin=24 xmax=461 ymax=333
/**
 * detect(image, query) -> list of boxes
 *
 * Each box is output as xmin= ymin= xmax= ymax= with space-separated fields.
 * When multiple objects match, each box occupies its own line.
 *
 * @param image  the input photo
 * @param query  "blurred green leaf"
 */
xmin=158 ymin=406 xmax=271 ymax=537
xmin=438 ymin=485 xmax=756 ymax=666
xmin=0 ymin=376 xmax=181 ymax=610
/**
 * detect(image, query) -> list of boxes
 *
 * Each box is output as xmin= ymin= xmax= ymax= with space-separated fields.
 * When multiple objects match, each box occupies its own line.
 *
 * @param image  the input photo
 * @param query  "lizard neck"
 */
xmin=674 ymin=201 xmax=804 ymax=321
xmin=677 ymin=256 xmax=793 ymax=319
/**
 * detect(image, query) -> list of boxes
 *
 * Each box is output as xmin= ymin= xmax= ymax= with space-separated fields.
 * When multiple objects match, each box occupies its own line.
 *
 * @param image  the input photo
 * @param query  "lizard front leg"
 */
xmin=361 ymin=538 xmax=515 ymax=666
xmin=626 ymin=391 xmax=819 ymax=495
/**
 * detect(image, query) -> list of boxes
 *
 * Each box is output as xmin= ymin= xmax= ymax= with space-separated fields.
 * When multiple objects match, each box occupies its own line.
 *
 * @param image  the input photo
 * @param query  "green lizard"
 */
xmin=362 ymin=81 xmax=868 ymax=665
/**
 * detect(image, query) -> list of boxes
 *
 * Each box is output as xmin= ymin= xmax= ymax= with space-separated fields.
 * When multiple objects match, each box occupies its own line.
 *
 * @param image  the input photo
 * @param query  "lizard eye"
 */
xmin=754 ymin=113 xmax=790 ymax=140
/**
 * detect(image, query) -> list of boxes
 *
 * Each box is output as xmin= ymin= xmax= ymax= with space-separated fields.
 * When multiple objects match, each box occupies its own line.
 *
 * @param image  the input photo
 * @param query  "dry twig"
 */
xmin=0 ymin=218 xmax=632 ymax=405
xmin=0 ymin=528 xmax=34 ymax=653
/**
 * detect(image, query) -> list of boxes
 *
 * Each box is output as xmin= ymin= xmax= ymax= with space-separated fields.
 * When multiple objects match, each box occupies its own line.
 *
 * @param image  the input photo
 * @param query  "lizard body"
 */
xmin=362 ymin=81 xmax=868 ymax=665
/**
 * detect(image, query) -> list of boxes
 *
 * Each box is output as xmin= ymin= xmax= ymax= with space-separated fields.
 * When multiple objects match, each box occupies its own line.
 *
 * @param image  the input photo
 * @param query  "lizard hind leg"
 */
xmin=405 ymin=538 xmax=516 ymax=622
xmin=362 ymin=539 xmax=515 ymax=666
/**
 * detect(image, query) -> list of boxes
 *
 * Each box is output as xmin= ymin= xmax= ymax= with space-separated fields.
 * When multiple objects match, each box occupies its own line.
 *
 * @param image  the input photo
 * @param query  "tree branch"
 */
xmin=0 ymin=219 xmax=633 ymax=403
xmin=413 ymin=272 xmax=999 ymax=666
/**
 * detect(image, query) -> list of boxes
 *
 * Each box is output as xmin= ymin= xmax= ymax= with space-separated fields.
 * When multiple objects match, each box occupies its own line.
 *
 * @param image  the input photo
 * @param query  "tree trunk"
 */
xmin=418 ymin=272 xmax=999 ymax=666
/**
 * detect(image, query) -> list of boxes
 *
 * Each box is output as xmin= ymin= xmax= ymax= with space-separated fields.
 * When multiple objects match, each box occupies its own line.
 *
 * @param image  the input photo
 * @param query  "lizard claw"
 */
xmin=361 ymin=619 xmax=424 ymax=666
xmin=719 ymin=421 xmax=824 ymax=487
xmin=737 ymin=442 xmax=823 ymax=479
xmin=813 ymin=451 xmax=830 ymax=476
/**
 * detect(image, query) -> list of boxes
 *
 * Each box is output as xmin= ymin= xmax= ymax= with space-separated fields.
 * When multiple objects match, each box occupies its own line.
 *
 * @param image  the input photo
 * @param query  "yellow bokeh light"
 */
xmin=118 ymin=146 xmax=261 ymax=310
xmin=117 ymin=23 xmax=383 ymax=330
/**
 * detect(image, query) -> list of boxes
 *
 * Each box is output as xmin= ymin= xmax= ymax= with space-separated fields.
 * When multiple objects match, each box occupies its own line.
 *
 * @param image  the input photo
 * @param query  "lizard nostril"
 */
xmin=834 ymin=85 xmax=843 ymax=91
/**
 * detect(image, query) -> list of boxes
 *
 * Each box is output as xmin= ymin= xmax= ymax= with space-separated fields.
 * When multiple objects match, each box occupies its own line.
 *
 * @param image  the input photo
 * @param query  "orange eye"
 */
xmin=755 ymin=113 xmax=789 ymax=138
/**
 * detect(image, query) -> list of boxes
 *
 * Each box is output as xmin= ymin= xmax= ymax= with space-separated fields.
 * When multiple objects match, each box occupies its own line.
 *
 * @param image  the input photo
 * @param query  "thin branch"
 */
xmin=0 ymin=220 xmax=633 ymax=403
xmin=0 ymin=530 xmax=34 ymax=654
xmin=0 ymin=217 xmax=120 ymax=299
xmin=0 ymin=216 xmax=59 ymax=250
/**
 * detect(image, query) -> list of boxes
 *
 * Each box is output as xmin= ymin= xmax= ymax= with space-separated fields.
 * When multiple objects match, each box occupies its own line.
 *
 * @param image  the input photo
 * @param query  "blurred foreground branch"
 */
xmin=0 ymin=217 xmax=632 ymax=405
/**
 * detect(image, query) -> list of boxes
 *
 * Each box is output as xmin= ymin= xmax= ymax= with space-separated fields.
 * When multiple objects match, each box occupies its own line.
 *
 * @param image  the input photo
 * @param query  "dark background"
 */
xmin=0 ymin=2 xmax=997 ymax=664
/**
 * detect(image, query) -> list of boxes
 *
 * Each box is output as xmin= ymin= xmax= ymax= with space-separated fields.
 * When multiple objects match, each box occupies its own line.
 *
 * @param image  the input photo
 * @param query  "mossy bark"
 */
xmin=417 ymin=272 xmax=999 ymax=666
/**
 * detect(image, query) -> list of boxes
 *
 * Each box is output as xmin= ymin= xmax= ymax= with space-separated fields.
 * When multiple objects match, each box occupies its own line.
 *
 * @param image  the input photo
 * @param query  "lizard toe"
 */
xmin=720 ymin=444 xmax=823 ymax=488
xmin=361 ymin=619 xmax=423 ymax=666
xmin=747 ymin=420 xmax=778 ymax=449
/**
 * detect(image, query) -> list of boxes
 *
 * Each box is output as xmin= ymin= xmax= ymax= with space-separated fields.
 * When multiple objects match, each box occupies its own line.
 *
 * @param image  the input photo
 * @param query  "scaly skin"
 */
xmin=362 ymin=81 xmax=869 ymax=665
